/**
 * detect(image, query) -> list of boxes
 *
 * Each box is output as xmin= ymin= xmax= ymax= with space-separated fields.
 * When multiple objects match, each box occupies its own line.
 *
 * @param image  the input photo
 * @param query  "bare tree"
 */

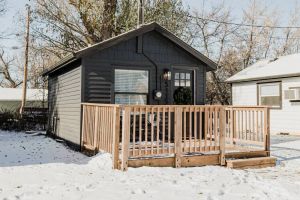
xmin=20 ymin=0 xmax=191 ymax=91
xmin=190 ymin=2 xmax=238 ymax=104
xmin=0 ymin=50 xmax=22 ymax=88
xmin=31 ymin=0 xmax=190 ymax=62
xmin=189 ymin=0 xmax=285 ymax=104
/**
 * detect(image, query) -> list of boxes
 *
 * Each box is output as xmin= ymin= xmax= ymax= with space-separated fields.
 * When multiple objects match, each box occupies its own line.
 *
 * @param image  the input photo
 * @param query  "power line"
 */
xmin=188 ymin=15 xmax=300 ymax=29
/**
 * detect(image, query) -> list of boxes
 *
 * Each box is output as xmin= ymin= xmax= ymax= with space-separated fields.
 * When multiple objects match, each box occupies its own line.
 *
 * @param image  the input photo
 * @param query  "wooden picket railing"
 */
xmin=81 ymin=103 xmax=270 ymax=170
xmin=225 ymin=106 xmax=270 ymax=153
xmin=81 ymin=104 xmax=120 ymax=169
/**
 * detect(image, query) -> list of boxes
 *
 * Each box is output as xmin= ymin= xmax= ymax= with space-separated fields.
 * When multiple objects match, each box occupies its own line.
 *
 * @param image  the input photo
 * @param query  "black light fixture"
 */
xmin=163 ymin=69 xmax=171 ymax=81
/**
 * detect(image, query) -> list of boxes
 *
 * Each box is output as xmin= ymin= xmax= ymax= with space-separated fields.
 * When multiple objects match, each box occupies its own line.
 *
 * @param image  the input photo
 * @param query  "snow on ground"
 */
xmin=0 ymin=131 xmax=300 ymax=200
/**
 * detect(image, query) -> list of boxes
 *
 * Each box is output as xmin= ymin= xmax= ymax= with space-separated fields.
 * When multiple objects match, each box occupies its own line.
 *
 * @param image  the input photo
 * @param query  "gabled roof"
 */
xmin=42 ymin=22 xmax=217 ymax=76
xmin=226 ymin=53 xmax=300 ymax=83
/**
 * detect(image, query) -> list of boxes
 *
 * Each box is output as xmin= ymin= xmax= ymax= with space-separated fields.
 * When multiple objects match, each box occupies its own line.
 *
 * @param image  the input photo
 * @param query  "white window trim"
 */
xmin=257 ymin=81 xmax=282 ymax=109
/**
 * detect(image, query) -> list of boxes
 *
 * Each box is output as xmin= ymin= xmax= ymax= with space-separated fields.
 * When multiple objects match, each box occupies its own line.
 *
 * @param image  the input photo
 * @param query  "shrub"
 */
xmin=173 ymin=87 xmax=193 ymax=105
xmin=0 ymin=108 xmax=47 ymax=131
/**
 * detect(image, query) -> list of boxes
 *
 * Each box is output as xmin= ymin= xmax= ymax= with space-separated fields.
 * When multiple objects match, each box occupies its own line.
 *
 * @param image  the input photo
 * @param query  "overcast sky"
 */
xmin=0 ymin=0 xmax=298 ymax=51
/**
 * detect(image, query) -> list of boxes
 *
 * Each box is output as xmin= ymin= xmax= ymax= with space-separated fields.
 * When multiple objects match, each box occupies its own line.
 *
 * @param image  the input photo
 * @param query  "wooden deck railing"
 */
xmin=81 ymin=103 xmax=270 ymax=170
xmin=225 ymin=106 xmax=270 ymax=153
xmin=81 ymin=103 xmax=120 ymax=169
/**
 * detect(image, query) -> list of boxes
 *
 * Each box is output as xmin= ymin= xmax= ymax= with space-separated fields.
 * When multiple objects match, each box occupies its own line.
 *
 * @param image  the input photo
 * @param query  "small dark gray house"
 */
xmin=42 ymin=22 xmax=217 ymax=148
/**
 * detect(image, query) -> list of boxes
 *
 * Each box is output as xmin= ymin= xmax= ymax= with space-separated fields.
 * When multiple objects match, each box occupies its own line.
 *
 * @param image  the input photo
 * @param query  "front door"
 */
xmin=173 ymin=69 xmax=194 ymax=104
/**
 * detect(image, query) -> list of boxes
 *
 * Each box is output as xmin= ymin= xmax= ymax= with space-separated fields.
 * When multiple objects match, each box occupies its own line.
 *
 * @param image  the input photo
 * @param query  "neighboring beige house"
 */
xmin=227 ymin=53 xmax=300 ymax=135
xmin=0 ymin=88 xmax=47 ymax=112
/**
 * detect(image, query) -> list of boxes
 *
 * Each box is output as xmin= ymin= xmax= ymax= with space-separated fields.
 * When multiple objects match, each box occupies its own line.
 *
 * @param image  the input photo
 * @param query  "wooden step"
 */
xmin=226 ymin=157 xmax=276 ymax=169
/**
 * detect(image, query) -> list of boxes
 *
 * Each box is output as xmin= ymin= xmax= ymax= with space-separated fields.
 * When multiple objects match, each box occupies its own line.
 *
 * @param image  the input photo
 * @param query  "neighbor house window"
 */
xmin=258 ymin=82 xmax=281 ymax=108
xmin=114 ymin=69 xmax=149 ymax=104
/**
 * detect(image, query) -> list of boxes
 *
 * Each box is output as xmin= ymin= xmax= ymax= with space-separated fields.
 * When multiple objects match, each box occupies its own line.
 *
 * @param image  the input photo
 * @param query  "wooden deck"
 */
xmin=81 ymin=104 xmax=274 ymax=170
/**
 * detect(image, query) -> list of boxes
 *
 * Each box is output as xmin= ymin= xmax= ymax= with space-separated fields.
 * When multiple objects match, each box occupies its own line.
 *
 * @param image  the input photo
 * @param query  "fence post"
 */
xmin=264 ymin=107 xmax=270 ymax=156
xmin=112 ymin=106 xmax=120 ymax=169
xmin=219 ymin=107 xmax=226 ymax=165
xmin=174 ymin=107 xmax=183 ymax=168
xmin=81 ymin=105 xmax=85 ymax=151
xmin=121 ymin=107 xmax=131 ymax=171
xmin=93 ymin=106 xmax=99 ymax=150
xmin=230 ymin=108 xmax=235 ymax=145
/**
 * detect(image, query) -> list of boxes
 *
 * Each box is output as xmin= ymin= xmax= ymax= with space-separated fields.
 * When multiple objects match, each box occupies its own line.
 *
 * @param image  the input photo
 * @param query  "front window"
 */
xmin=114 ymin=69 xmax=149 ymax=104
xmin=258 ymin=82 xmax=281 ymax=108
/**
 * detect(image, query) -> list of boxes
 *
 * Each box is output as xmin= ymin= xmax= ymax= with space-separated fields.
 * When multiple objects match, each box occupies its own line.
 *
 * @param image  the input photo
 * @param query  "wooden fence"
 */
xmin=81 ymin=103 xmax=270 ymax=170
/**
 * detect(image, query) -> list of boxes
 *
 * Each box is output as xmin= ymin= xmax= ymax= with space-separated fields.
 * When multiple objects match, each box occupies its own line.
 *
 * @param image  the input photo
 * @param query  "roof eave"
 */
xmin=42 ymin=53 xmax=77 ymax=76
xmin=227 ymin=72 xmax=300 ymax=83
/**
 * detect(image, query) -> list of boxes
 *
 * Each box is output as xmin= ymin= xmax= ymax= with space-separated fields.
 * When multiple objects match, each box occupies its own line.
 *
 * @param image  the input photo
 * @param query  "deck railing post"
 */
xmin=174 ymin=107 xmax=183 ymax=168
xmin=230 ymin=108 xmax=235 ymax=145
xmin=93 ymin=106 xmax=99 ymax=150
xmin=80 ymin=105 xmax=86 ymax=151
xmin=112 ymin=106 xmax=120 ymax=169
xmin=219 ymin=107 xmax=226 ymax=165
xmin=264 ymin=107 xmax=270 ymax=156
xmin=121 ymin=106 xmax=131 ymax=171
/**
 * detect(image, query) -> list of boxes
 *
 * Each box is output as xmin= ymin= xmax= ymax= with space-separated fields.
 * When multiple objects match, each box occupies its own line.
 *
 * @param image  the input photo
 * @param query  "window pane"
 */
xmin=260 ymin=83 xmax=280 ymax=96
xmin=180 ymin=73 xmax=185 ymax=79
xmin=115 ymin=94 xmax=147 ymax=105
xmin=186 ymin=80 xmax=191 ymax=87
xmin=186 ymin=73 xmax=190 ymax=80
xmin=260 ymin=96 xmax=281 ymax=107
xmin=115 ymin=69 xmax=148 ymax=93
xmin=175 ymin=80 xmax=180 ymax=86
xmin=175 ymin=73 xmax=180 ymax=79
xmin=180 ymin=80 xmax=185 ymax=86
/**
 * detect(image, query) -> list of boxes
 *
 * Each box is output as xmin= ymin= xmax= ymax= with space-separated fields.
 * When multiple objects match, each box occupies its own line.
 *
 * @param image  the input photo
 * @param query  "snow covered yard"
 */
xmin=0 ymin=131 xmax=299 ymax=200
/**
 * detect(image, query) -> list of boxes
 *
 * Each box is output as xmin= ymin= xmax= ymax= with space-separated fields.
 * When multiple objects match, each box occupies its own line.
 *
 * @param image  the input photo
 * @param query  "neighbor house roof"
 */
xmin=0 ymin=88 xmax=47 ymax=101
xmin=42 ymin=22 xmax=217 ymax=76
xmin=226 ymin=53 xmax=300 ymax=83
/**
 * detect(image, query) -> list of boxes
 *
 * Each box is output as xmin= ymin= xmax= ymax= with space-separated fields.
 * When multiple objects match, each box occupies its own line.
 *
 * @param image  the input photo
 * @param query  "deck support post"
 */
xmin=264 ymin=107 xmax=270 ymax=156
xmin=230 ymin=108 xmax=235 ymax=145
xmin=112 ymin=107 xmax=120 ymax=169
xmin=219 ymin=107 xmax=226 ymax=165
xmin=174 ymin=107 xmax=183 ymax=168
xmin=121 ymin=107 xmax=131 ymax=171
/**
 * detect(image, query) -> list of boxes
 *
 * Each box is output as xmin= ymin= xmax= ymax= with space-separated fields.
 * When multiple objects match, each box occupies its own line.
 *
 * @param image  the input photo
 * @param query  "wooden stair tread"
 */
xmin=226 ymin=157 xmax=276 ymax=169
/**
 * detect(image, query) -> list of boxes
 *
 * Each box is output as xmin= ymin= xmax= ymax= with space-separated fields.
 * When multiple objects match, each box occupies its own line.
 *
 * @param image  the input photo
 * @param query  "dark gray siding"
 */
xmin=48 ymin=61 xmax=82 ymax=145
xmin=83 ymin=30 xmax=207 ymax=105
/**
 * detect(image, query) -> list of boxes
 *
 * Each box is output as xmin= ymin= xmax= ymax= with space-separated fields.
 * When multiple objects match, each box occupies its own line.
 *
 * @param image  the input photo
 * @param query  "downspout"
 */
xmin=140 ymin=37 xmax=161 ymax=104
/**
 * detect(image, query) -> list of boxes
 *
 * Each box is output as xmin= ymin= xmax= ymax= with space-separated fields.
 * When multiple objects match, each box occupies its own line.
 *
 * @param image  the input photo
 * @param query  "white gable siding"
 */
xmin=232 ymin=77 xmax=300 ymax=134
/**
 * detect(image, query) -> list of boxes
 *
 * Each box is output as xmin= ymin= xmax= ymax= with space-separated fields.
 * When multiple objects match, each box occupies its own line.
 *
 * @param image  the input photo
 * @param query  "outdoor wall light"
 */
xmin=163 ymin=70 xmax=171 ymax=81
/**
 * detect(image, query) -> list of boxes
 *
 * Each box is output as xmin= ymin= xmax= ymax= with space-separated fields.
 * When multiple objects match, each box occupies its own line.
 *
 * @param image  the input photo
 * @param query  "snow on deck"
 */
xmin=0 ymin=131 xmax=299 ymax=200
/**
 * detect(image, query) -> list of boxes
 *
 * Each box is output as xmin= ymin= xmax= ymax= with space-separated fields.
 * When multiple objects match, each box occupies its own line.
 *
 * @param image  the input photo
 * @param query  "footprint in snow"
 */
xmin=131 ymin=188 xmax=146 ymax=195
xmin=85 ymin=183 xmax=97 ymax=191
xmin=218 ymin=189 xmax=225 ymax=196
xmin=207 ymin=194 xmax=214 ymax=200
